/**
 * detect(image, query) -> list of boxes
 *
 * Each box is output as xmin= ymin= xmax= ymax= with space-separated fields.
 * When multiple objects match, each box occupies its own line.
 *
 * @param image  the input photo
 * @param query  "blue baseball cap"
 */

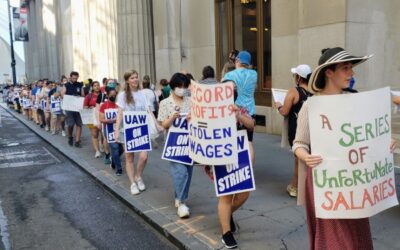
xmin=236 ymin=50 xmax=251 ymax=65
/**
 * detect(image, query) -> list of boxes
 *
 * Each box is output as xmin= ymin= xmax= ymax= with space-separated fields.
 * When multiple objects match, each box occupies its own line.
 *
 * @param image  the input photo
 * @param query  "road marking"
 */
xmin=0 ymin=199 xmax=10 ymax=250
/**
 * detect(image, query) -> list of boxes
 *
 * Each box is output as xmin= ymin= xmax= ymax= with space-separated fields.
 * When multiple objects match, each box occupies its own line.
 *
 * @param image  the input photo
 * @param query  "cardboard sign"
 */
xmin=105 ymin=109 xmax=118 ymax=143
xmin=50 ymin=96 xmax=62 ymax=114
xmin=162 ymin=116 xmax=193 ymax=165
xmin=213 ymin=130 xmax=256 ymax=197
xmin=61 ymin=95 xmax=84 ymax=112
xmin=40 ymin=99 xmax=47 ymax=110
xmin=79 ymin=108 xmax=95 ymax=125
xmin=123 ymin=111 xmax=151 ymax=152
xmin=189 ymin=81 xmax=237 ymax=165
xmin=308 ymin=87 xmax=398 ymax=219
xmin=22 ymin=97 xmax=31 ymax=109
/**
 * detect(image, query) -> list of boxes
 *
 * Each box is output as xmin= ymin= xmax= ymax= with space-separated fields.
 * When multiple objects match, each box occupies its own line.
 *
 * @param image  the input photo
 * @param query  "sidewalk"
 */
xmin=2 ymin=103 xmax=400 ymax=250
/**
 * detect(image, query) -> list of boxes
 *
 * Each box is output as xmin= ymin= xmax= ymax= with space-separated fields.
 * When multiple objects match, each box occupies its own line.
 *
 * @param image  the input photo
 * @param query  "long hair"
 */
xmin=124 ymin=70 xmax=138 ymax=105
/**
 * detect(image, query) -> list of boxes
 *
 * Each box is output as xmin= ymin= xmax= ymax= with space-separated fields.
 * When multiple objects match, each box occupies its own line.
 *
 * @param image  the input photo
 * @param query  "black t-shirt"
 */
xmin=65 ymin=82 xmax=83 ymax=96
xmin=96 ymin=92 xmax=108 ymax=104
xmin=48 ymin=88 xmax=57 ymax=98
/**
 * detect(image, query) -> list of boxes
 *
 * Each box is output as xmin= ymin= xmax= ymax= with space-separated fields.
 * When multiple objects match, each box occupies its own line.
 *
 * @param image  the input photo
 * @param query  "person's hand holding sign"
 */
xmin=295 ymin=147 xmax=323 ymax=168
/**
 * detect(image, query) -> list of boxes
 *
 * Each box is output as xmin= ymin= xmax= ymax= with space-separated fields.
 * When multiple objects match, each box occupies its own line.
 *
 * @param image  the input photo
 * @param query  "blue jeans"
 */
xmin=170 ymin=162 xmax=193 ymax=203
xmin=109 ymin=142 xmax=124 ymax=172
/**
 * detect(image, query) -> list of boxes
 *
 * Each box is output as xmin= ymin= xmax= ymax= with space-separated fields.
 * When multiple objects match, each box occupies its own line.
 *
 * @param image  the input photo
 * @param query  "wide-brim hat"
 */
xmin=309 ymin=47 xmax=373 ymax=94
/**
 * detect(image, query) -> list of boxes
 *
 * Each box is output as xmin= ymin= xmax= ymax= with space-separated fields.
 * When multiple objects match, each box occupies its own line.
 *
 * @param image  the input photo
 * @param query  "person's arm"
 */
xmin=393 ymin=96 xmax=400 ymax=105
xmin=99 ymin=111 xmax=113 ymax=124
xmin=161 ymin=112 xmax=179 ymax=129
xmin=275 ymin=88 xmax=296 ymax=116
xmin=292 ymin=102 xmax=323 ymax=168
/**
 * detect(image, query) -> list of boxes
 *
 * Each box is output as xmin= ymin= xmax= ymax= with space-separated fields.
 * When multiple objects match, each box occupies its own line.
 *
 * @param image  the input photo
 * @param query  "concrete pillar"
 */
xmin=117 ymin=0 xmax=155 ymax=82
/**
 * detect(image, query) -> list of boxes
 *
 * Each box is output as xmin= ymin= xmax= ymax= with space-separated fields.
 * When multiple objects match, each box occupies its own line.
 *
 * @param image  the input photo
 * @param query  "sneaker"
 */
xmin=177 ymin=204 xmax=190 ymax=218
xmin=116 ymin=170 xmax=122 ymax=176
xmin=222 ymin=231 xmax=237 ymax=249
xmin=75 ymin=141 xmax=82 ymax=148
xmin=51 ymin=131 xmax=56 ymax=135
xmin=68 ymin=137 xmax=73 ymax=146
xmin=40 ymin=124 xmax=44 ymax=128
xmin=103 ymin=154 xmax=111 ymax=165
xmin=136 ymin=178 xmax=146 ymax=191
xmin=130 ymin=183 xmax=140 ymax=195
xmin=45 ymin=126 xmax=50 ymax=131
xmin=94 ymin=151 xmax=102 ymax=158
xmin=61 ymin=130 xmax=66 ymax=137
xmin=286 ymin=184 xmax=297 ymax=198
xmin=230 ymin=216 xmax=236 ymax=233
xmin=175 ymin=199 xmax=180 ymax=208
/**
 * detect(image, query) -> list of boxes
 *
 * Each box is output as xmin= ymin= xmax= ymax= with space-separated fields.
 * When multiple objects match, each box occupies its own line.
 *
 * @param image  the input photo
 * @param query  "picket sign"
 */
xmin=162 ymin=115 xmax=193 ymax=165
xmin=50 ymin=96 xmax=62 ymax=114
xmin=104 ymin=109 xmax=118 ymax=143
xmin=61 ymin=95 xmax=84 ymax=112
xmin=79 ymin=108 xmax=95 ymax=125
xmin=213 ymin=130 xmax=256 ymax=197
xmin=308 ymin=87 xmax=398 ymax=219
xmin=123 ymin=111 xmax=151 ymax=152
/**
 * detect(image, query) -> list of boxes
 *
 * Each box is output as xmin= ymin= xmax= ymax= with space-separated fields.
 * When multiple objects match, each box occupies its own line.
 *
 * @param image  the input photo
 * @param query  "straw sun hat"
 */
xmin=309 ymin=47 xmax=373 ymax=94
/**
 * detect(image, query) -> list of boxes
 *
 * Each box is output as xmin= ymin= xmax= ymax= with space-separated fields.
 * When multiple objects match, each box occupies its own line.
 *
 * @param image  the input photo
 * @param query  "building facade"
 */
xmin=24 ymin=0 xmax=400 ymax=134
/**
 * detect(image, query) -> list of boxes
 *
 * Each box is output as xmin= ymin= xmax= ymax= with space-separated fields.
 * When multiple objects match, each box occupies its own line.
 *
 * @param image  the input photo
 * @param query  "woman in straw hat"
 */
xmin=292 ymin=47 xmax=397 ymax=250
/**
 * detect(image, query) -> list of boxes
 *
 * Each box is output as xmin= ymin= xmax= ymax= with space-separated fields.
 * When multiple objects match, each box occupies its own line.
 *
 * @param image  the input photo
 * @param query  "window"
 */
xmin=215 ymin=0 xmax=272 ymax=106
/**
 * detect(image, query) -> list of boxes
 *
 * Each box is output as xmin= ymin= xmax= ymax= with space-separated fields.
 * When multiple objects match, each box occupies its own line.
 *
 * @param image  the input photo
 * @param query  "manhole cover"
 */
xmin=0 ymin=145 xmax=60 ymax=168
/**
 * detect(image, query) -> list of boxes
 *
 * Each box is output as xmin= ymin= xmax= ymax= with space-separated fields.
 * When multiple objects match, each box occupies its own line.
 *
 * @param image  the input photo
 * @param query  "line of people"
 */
xmin=2 ymin=47 xmax=398 ymax=250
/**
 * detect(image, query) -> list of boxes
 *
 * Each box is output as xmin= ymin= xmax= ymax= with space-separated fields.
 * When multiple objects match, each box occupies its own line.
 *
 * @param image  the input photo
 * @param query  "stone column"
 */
xmin=117 ymin=0 xmax=155 ymax=82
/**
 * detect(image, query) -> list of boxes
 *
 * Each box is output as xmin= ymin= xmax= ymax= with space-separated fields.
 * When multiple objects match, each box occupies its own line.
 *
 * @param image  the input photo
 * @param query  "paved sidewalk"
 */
xmin=2 ymin=103 xmax=400 ymax=250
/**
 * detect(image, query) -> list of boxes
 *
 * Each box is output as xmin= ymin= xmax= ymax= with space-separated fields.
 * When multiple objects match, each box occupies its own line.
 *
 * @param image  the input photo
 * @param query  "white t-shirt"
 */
xmin=116 ymin=90 xmax=150 ymax=111
xmin=141 ymin=88 xmax=159 ymax=112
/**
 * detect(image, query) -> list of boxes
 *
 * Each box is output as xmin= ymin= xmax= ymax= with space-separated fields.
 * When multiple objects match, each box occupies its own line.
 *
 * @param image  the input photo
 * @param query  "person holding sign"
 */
xmin=21 ymin=85 xmax=32 ymax=120
xmin=158 ymin=73 xmax=193 ymax=219
xmin=275 ymin=65 xmax=312 ymax=197
xmin=115 ymin=70 xmax=150 ymax=195
xmin=293 ymin=47 xmax=397 ymax=250
xmin=62 ymin=71 xmax=84 ymax=147
xmin=40 ymin=80 xmax=52 ymax=131
xmin=99 ymin=88 xmax=123 ymax=175
xmin=48 ymin=82 xmax=63 ymax=135
xmin=83 ymin=81 xmax=102 ymax=158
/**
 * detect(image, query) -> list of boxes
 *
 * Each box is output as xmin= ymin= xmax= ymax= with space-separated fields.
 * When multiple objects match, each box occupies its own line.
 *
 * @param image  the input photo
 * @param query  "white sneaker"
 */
xmin=45 ymin=126 xmax=50 ymax=131
xmin=136 ymin=178 xmax=146 ymax=191
xmin=177 ymin=204 xmax=190 ymax=218
xmin=61 ymin=130 xmax=66 ymax=137
xmin=130 ymin=183 xmax=140 ymax=195
xmin=94 ymin=151 xmax=102 ymax=158
xmin=51 ymin=131 xmax=56 ymax=135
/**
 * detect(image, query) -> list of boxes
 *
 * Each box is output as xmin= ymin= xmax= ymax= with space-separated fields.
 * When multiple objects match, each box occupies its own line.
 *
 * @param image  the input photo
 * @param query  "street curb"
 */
xmin=1 ymin=105 xmax=211 ymax=250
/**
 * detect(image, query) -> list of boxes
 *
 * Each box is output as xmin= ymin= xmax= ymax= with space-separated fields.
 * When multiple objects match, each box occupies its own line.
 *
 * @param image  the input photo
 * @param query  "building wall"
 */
xmin=152 ymin=0 xmax=216 ymax=82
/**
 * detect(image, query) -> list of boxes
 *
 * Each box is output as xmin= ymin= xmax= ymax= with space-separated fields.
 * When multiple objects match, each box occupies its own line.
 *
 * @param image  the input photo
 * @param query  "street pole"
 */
xmin=7 ymin=0 xmax=17 ymax=86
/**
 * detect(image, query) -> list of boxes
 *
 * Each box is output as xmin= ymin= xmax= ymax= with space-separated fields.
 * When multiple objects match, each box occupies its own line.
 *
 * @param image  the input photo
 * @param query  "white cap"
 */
xmin=291 ymin=64 xmax=312 ymax=79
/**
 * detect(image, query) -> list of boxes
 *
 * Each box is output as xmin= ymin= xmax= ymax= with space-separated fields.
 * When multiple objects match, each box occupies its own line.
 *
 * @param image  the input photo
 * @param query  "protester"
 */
xmin=275 ymin=64 xmax=312 ymax=197
xmin=141 ymin=77 xmax=159 ymax=117
xmin=62 ymin=71 xmax=84 ymax=147
xmin=30 ymin=82 xmax=40 ymax=123
xmin=40 ymin=80 xmax=52 ymax=131
xmin=158 ymin=73 xmax=193 ymax=218
xmin=35 ymin=80 xmax=46 ymax=128
xmin=99 ymin=88 xmax=124 ymax=175
xmin=48 ymin=81 xmax=63 ymax=135
xmin=159 ymin=79 xmax=170 ymax=101
xmin=115 ymin=70 xmax=150 ymax=195
xmin=199 ymin=65 xmax=218 ymax=84
xmin=292 ymin=47 xmax=397 ymax=250
xmin=223 ymin=50 xmax=257 ymax=163
xmin=83 ymin=81 xmax=102 ymax=158
xmin=21 ymin=85 xmax=32 ymax=120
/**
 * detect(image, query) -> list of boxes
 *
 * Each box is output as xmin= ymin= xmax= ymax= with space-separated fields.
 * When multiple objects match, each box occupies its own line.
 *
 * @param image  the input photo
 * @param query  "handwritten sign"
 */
xmin=271 ymin=88 xmax=288 ymax=105
xmin=61 ymin=95 xmax=84 ymax=112
xmin=105 ymin=109 xmax=118 ymax=143
xmin=189 ymin=81 xmax=237 ymax=165
xmin=79 ymin=108 xmax=95 ymax=125
xmin=123 ymin=111 xmax=151 ymax=152
xmin=309 ymin=87 xmax=398 ymax=219
xmin=50 ymin=96 xmax=62 ymax=114
xmin=162 ymin=116 xmax=193 ymax=165
xmin=213 ymin=130 xmax=256 ymax=196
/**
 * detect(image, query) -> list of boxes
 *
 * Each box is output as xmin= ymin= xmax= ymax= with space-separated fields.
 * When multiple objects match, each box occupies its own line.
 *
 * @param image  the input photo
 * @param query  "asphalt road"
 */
xmin=0 ymin=109 xmax=176 ymax=250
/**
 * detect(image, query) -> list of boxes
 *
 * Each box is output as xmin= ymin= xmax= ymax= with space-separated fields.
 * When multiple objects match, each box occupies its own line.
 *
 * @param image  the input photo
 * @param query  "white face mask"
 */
xmin=174 ymin=88 xmax=185 ymax=97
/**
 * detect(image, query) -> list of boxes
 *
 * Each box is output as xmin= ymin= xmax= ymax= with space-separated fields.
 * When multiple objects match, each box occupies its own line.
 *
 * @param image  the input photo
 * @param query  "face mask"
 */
xmin=174 ymin=88 xmax=185 ymax=97
xmin=107 ymin=82 xmax=116 ymax=89
xmin=109 ymin=96 xmax=116 ymax=102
